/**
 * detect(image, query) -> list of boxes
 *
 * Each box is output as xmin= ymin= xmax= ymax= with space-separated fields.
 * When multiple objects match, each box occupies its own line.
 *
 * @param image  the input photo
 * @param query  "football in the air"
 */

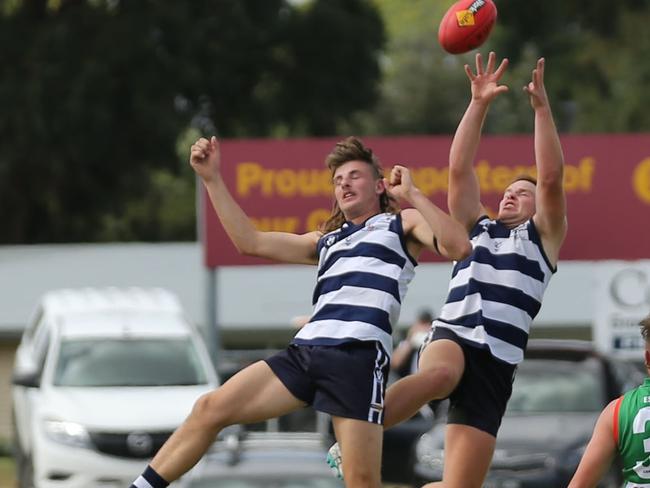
xmin=438 ymin=0 xmax=497 ymax=55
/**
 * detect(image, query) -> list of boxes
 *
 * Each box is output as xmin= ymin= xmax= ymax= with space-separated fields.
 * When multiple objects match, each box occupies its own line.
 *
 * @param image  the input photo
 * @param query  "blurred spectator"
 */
xmin=391 ymin=309 xmax=434 ymax=378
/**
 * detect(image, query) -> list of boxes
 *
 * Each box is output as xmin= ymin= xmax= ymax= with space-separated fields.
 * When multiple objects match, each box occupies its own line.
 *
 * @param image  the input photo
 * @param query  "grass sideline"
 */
xmin=0 ymin=456 xmax=16 ymax=487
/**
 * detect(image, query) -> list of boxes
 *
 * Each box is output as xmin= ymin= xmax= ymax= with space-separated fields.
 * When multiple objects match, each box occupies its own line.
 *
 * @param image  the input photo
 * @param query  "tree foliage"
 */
xmin=3 ymin=0 xmax=650 ymax=243
xmin=0 ymin=0 xmax=385 ymax=243
xmin=488 ymin=0 xmax=650 ymax=133
xmin=349 ymin=0 xmax=650 ymax=136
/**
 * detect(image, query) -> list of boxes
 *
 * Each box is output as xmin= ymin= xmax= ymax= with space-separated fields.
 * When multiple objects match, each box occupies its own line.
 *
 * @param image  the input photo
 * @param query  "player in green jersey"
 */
xmin=568 ymin=313 xmax=650 ymax=488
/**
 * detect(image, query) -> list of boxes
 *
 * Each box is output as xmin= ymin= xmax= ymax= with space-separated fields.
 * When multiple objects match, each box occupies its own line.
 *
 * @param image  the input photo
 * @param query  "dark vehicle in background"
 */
xmin=185 ymin=428 xmax=343 ymax=488
xmin=412 ymin=339 xmax=645 ymax=488
xmin=381 ymin=392 xmax=436 ymax=484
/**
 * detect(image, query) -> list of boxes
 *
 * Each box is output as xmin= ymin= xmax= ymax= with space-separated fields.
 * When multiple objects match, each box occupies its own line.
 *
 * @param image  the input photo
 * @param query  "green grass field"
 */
xmin=0 ymin=456 xmax=16 ymax=487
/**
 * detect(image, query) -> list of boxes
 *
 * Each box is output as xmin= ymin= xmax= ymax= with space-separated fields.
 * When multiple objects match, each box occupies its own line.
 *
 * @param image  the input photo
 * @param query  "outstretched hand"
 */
xmin=190 ymin=136 xmax=221 ymax=182
xmin=465 ymin=51 xmax=509 ymax=104
xmin=523 ymin=57 xmax=550 ymax=111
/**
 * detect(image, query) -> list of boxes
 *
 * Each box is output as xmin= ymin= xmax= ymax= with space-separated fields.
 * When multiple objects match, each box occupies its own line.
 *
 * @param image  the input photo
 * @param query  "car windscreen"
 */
xmin=53 ymin=338 xmax=208 ymax=387
xmin=506 ymin=357 xmax=605 ymax=414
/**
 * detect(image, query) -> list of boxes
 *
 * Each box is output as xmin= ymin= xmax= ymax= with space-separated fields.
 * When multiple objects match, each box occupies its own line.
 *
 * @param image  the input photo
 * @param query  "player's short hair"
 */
xmin=508 ymin=174 xmax=538 ymax=187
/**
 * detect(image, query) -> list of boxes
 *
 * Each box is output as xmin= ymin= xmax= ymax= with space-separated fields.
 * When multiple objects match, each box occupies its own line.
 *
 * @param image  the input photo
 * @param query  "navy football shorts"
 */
xmin=266 ymin=341 xmax=389 ymax=424
xmin=422 ymin=326 xmax=516 ymax=437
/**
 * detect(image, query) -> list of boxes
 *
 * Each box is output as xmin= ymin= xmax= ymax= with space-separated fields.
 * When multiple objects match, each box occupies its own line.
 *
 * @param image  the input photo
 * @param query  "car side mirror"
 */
xmin=12 ymin=370 xmax=41 ymax=388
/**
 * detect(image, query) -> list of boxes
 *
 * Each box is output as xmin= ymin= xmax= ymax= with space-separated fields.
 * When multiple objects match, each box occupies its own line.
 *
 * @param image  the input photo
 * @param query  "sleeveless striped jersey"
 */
xmin=433 ymin=216 xmax=555 ymax=364
xmin=616 ymin=379 xmax=650 ymax=487
xmin=292 ymin=212 xmax=417 ymax=356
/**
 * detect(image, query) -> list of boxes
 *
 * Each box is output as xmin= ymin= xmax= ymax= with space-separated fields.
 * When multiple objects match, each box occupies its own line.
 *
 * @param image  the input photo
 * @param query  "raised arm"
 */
xmin=526 ymin=58 xmax=567 ymax=266
xmin=190 ymin=137 xmax=320 ymax=265
xmin=448 ymin=52 xmax=509 ymax=230
xmin=385 ymin=165 xmax=471 ymax=261
xmin=567 ymin=399 xmax=618 ymax=488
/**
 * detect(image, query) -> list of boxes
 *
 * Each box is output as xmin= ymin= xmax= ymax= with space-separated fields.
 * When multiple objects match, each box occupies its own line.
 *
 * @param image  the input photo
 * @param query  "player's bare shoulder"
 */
xmin=304 ymin=230 xmax=324 ymax=263
xmin=399 ymin=208 xmax=423 ymax=234
xmin=399 ymin=208 xmax=430 ymax=258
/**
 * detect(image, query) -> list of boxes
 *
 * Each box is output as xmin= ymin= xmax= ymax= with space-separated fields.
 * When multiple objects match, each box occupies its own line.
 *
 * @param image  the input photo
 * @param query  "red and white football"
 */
xmin=438 ymin=0 xmax=497 ymax=55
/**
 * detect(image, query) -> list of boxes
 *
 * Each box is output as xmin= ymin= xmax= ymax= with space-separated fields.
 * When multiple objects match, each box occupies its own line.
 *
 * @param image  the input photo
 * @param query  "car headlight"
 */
xmin=415 ymin=432 xmax=444 ymax=472
xmin=43 ymin=419 xmax=91 ymax=448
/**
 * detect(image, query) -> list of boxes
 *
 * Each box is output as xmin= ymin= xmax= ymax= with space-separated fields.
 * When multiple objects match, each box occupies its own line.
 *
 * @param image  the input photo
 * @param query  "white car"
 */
xmin=11 ymin=287 xmax=219 ymax=488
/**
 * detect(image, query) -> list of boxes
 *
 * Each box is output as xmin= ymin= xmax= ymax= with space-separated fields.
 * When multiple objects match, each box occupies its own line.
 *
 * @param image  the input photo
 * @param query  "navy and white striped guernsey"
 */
xmin=433 ymin=216 xmax=555 ymax=365
xmin=292 ymin=212 xmax=417 ymax=356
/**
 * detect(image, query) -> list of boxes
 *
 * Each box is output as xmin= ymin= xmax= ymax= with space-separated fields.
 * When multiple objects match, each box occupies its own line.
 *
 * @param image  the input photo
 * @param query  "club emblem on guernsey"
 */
xmin=512 ymin=226 xmax=529 ymax=241
xmin=326 ymin=235 xmax=337 ymax=247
